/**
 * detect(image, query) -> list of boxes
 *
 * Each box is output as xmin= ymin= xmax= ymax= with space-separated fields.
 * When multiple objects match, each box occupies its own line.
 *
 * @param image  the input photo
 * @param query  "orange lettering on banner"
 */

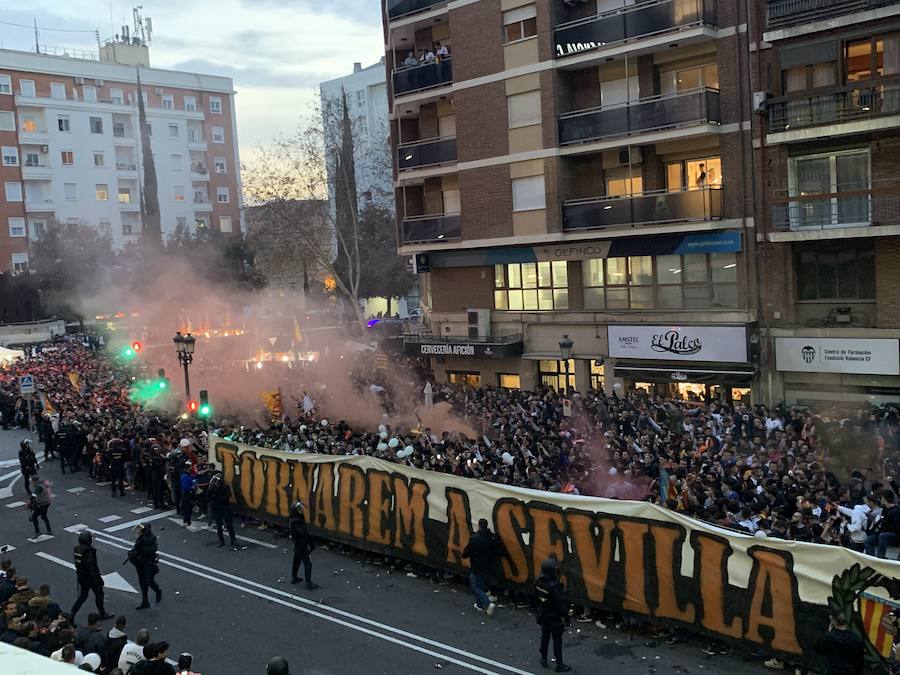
xmin=217 ymin=447 xmax=238 ymax=495
xmin=530 ymin=507 xmax=567 ymax=582
xmin=239 ymin=452 xmax=265 ymax=510
xmin=649 ymin=525 xmax=695 ymax=623
xmin=289 ymin=461 xmax=315 ymax=508
xmin=337 ymin=465 xmax=367 ymax=539
xmin=565 ymin=513 xmax=615 ymax=603
xmin=366 ymin=471 xmax=393 ymax=546
xmin=393 ymin=476 xmax=429 ymax=557
xmin=744 ymin=549 xmax=802 ymax=654
xmin=263 ymin=457 xmax=290 ymax=517
xmin=618 ymin=521 xmax=651 ymax=614
xmin=312 ymin=463 xmax=336 ymax=531
xmin=445 ymin=488 xmax=471 ymax=566
xmin=693 ymin=533 xmax=743 ymax=638
xmin=495 ymin=500 xmax=529 ymax=583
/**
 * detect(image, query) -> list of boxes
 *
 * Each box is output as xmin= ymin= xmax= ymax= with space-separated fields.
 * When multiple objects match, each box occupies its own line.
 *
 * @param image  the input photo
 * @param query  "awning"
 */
xmin=614 ymin=360 xmax=755 ymax=385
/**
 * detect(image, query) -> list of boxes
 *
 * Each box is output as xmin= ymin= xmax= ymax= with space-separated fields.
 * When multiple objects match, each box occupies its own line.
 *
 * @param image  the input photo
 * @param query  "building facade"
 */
xmin=385 ymin=0 xmax=762 ymax=403
xmin=0 ymin=43 xmax=242 ymax=271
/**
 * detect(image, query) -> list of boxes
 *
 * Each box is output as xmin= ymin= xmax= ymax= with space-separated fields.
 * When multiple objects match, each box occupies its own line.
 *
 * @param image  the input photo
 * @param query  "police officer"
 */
xmin=108 ymin=439 xmax=127 ymax=497
xmin=206 ymin=473 xmax=236 ymax=548
xmin=148 ymin=445 xmax=166 ymax=508
xmin=71 ymin=531 xmax=113 ymax=622
xmin=19 ymin=440 xmax=38 ymax=490
xmin=55 ymin=422 xmax=71 ymax=475
xmin=128 ymin=523 xmax=162 ymax=610
xmin=289 ymin=502 xmax=318 ymax=590
xmin=535 ymin=558 xmax=572 ymax=672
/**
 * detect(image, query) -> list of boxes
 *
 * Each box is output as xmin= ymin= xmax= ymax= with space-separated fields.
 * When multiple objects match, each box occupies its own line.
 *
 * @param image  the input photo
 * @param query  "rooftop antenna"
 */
xmin=33 ymin=18 xmax=39 ymax=54
xmin=132 ymin=6 xmax=153 ymax=46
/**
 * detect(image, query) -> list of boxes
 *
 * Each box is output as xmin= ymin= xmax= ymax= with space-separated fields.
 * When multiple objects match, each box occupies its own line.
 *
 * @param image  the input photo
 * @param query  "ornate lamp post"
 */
xmin=172 ymin=331 xmax=196 ymax=403
xmin=559 ymin=334 xmax=574 ymax=391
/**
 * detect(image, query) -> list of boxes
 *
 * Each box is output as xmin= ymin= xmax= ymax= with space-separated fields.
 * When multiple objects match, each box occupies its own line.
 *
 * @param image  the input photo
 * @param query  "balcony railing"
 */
xmin=401 ymin=213 xmax=461 ymax=243
xmin=771 ymin=188 xmax=900 ymax=231
xmin=563 ymin=187 xmax=724 ymax=231
xmin=387 ymin=0 xmax=446 ymax=20
xmin=398 ymin=136 xmax=457 ymax=170
xmin=392 ymin=58 xmax=452 ymax=97
xmin=559 ymin=88 xmax=721 ymax=145
xmin=191 ymin=163 xmax=208 ymax=174
xmin=768 ymin=78 xmax=900 ymax=132
xmin=116 ymin=162 xmax=137 ymax=171
xmin=765 ymin=0 xmax=898 ymax=30
xmin=555 ymin=0 xmax=717 ymax=58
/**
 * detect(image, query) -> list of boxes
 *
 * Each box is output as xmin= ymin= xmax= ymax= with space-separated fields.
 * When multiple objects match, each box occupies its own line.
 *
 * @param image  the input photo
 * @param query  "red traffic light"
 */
xmin=187 ymin=400 xmax=198 ymax=413
xmin=131 ymin=341 xmax=143 ymax=353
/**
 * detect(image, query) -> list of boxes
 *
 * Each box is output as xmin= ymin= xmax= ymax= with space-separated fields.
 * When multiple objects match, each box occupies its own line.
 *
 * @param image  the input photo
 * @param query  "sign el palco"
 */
xmin=608 ymin=325 xmax=748 ymax=363
xmin=775 ymin=338 xmax=900 ymax=375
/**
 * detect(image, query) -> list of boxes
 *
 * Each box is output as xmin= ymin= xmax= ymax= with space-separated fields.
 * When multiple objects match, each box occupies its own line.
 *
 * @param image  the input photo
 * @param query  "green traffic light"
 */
xmin=123 ymin=347 xmax=135 ymax=359
xmin=199 ymin=404 xmax=211 ymax=417
xmin=158 ymin=380 xmax=167 ymax=390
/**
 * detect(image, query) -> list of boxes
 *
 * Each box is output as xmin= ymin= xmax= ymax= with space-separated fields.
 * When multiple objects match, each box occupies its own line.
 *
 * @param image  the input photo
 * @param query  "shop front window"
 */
xmin=448 ymin=371 xmax=481 ymax=387
xmin=538 ymin=359 xmax=575 ymax=390
xmin=494 ymin=261 xmax=569 ymax=310
xmin=590 ymin=361 xmax=604 ymax=390
xmin=498 ymin=373 xmax=521 ymax=389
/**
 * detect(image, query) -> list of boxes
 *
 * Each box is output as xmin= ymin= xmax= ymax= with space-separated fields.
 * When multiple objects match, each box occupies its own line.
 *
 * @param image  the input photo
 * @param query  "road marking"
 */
xmin=0 ymin=474 xmax=22 ymax=500
xmin=91 ymin=531 xmax=532 ymax=675
xmin=64 ymin=524 xmax=89 ymax=533
xmin=5 ymin=501 xmax=26 ymax=509
xmin=0 ymin=470 xmax=20 ymax=482
xmin=99 ymin=515 xmax=122 ymax=523
xmin=167 ymin=517 xmax=210 ymax=533
xmin=131 ymin=507 xmax=153 ymax=514
xmin=27 ymin=534 xmax=54 ymax=543
xmin=67 ymin=487 xmax=85 ymax=493
xmin=0 ymin=459 xmax=20 ymax=468
xmin=103 ymin=509 xmax=177 ymax=533
xmin=34 ymin=551 xmax=138 ymax=594
xmin=0 ymin=545 xmax=15 ymax=554
xmin=35 ymin=552 xmax=74 ymax=570
xmin=234 ymin=533 xmax=279 ymax=550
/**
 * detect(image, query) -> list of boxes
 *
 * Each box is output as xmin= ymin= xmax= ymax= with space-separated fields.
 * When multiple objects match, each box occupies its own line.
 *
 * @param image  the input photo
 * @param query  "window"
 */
xmin=171 ymin=154 xmax=183 ymax=171
xmin=93 ymin=152 xmax=105 ymax=168
xmin=511 ymin=175 xmax=545 ymax=211
xmin=11 ymin=253 xmax=28 ymax=274
xmin=168 ymin=123 xmax=179 ymax=138
xmin=0 ymin=112 xmax=14 ymax=131
xmin=507 ymin=91 xmax=541 ymax=127
xmin=50 ymin=82 xmax=66 ymax=100
xmin=122 ymin=222 xmax=134 ymax=235
xmin=2 ymin=147 xmax=18 ymax=167
xmin=503 ymin=5 xmax=537 ymax=43
xmin=8 ymin=217 xmax=26 ymax=237
xmin=193 ymin=188 xmax=207 ymax=203
xmin=98 ymin=218 xmax=111 ymax=236
xmin=57 ymin=116 xmax=71 ymax=132
xmin=30 ymin=220 xmax=46 ymax=239
xmin=110 ymin=88 xmax=123 ymax=105
xmin=145 ymin=122 xmax=152 ymax=137
xmin=174 ymin=185 xmax=185 ymax=202
xmin=219 ymin=215 xmax=233 ymax=233
xmin=82 ymin=85 xmax=97 ymax=103
xmin=61 ymin=151 xmax=74 ymax=167
xmin=24 ymin=152 xmax=39 ymax=167
xmin=162 ymin=94 xmax=174 ymax=109
xmin=113 ymin=121 xmax=125 ymax=137
xmin=95 ymin=184 xmax=109 ymax=201
xmin=184 ymin=95 xmax=196 ymax=111
xmin=788 ymin=149 xmax=870 ymax=228
xmin=796 ymin=243 xmax=875 ymax=300
xmin=214 ymin=157 xmax=226 ymax=174
xmin=176 ymin=216 xmax=187 ymax=230
xmin=0 ymin=75 xmax=11 ymax=94
xmin=538 ymin=360 xmax=575 ymax=391
xmin=4 ymin=182 xmax=22 ymax=202
xmin=209 ymin=96 xmax=222 ymax=113
xmin=498 ymin=373 xmax=521 ymax=389
xmin=494 ymin=261 xmax=569 ymax=310
xmin=443 ymin=188 xmax=460 ymax=215
xmin=64 ymin=183 xmax=77 ymax=201
xmin=590 ymin=361 xmax=604 ymax=390
xmin=89 ymin=117 xmax=103 ymax=134
xmin=195 ymin=217 xmax=208 ymax=229
xmin=447 ymin=371 xmax=481 ymax=387
xmin=605 ymin=168 xmax=643 ymax=196
xmin=356 ymin=91 xmax=365 ymax=106
xmin=845 ymin=36 xmax=885 ymax=82
xmin=212 ymin=126 xmax=225 ymax=143
xmin=19 ymin=80 xmax=35 ymax=97
xmin=582 ymin=253 xmax=738 ymax=310
xmin=118 ymin=188 xmax=131 ymax=203
xmin=782 ymin=62 xmax=837 ymax=93
xmin=659 ymin=64 xmax=719 ymax=95
xmin=216 ymin=186 xmax=230 ymax=203
xmin=666 ymin=156 xmax=723 ymax=191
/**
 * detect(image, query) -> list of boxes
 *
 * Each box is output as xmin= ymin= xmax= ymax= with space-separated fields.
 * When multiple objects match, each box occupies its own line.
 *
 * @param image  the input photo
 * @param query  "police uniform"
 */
xmin=289 ymin=504 xmax=318 ymax=590
xmin=108 ymin=440 xmax=127 ymax=497
xmin=207 ymin=476 xmax=236 ymax=548
xmin=71 ymin=534 xmax=112 ymax=621
xmin=535 ymin=558 xmax=572 ymax=672
xmin=128 ymin=525 xmax=162 ymax=609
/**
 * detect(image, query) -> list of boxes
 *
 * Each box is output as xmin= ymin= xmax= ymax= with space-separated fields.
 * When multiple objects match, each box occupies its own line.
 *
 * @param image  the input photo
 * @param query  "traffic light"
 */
xmin=187 ymin=400 xmax=198 ymax=414
xmin=156 ymin=368 xmax=168 ymax=390
xmin=198 ymin=390 xmax=211 ymax=418
xmin=120 ymin=340 xmax=142 ymax=361
xmin=131 ymin=341 xmax=143 ymax=353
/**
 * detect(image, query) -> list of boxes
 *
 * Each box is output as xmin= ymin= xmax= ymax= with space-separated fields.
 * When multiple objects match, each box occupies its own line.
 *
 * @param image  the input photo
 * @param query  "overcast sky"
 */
xmin=0 ymin=0 xmax=385 ymax=153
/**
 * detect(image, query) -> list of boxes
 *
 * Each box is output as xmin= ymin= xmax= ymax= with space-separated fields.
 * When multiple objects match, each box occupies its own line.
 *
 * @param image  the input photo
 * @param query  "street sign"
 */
xmin=18 ymin=375 xmax=35 ymax=396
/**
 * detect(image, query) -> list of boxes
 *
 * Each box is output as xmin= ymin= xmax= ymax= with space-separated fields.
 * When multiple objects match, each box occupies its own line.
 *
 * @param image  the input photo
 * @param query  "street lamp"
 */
xmin=559 ymin=335 xmax=574 ymax=391
xmin=173 ymin=331 xmax=196 ymax=404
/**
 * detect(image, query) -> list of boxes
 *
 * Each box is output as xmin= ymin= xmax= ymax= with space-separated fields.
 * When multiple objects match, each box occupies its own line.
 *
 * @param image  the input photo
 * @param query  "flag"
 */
xmin=658 ymin=466 xmax=678 ymax=506
xmin=68 ymin=372 xmax=81 ymax=393
xmin=38 ymin=391 xmax=55 ymax=416
xmin=302 ymin=394 xmax=315 ymax=414
xmin=860 ymin=593 xmax=897 ymax=658
xmin=293 ymin=318 xmax=303 ymax=345
xmin=260 ymin=391 xmax=282 ymax=419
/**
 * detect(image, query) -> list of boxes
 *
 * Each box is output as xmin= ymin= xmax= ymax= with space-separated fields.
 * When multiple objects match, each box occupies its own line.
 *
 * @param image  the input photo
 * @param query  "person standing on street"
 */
xmin=128 ymin=523 xmax=162 ymax=610
xmin=19 ymin=440 xmax=38 ymax=491
xmin=71 ymin=531 xmax=113 ymax=622
xmin=206 ymin=473 xmax=236 ymax=548
xmin=179 ymin=462 xmax=196 ymax=527
xmin=814 ymin=611 xmax=865 ymax=674
xmin=462 ymin=518 xmax=500 ymax=615
xmin=289 ymin=502 xmax=318 ymax=590
xmin=27 ymin=474 xmax=52 ymax=536
xmin=108 ymin=439 xmax=127 ymax=497
xmin=535 ymin=557 xmax=572 ymax=672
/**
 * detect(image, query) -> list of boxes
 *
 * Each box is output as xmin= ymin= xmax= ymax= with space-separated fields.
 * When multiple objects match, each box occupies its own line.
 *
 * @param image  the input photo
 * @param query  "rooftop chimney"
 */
xmin=353 ymin=62 xmax=362 ymax=73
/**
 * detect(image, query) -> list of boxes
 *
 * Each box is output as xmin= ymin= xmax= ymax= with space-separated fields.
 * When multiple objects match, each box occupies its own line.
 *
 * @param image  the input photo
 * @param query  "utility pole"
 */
xmin=33 ymin=19 xmax=39 ymax=53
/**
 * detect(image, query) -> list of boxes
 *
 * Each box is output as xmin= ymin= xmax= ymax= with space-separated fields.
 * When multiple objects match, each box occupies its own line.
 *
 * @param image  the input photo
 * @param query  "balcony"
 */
xmin=387 ymin=0 xmax=446 ymax=20
xmin=401 ymin=213 xmax=461 ymax=243
xmin=555 ymin=0 xmax=717 ymax=59
xmin=398 ymin=136 xmax=457 ymax=171
xmin=19 ymin=130 xmax=49 ymax=144
xmin=768 ymin=78 xmax=900 ymax=135
xmin=563 ymin=187 xmax=724 ymax=231
xmin=392 ymin=58 xmax=452 ymax=97
xmin=193 ymin=198 xmax=213 ymax=212
xmin=558 ymin=88 xmax=721 ymax=145
xmin=771 ymin=187 xmax=900 ymax=233
xmin=118 ymin=200 xmax=140 ymax=212
xmin=21 ymin=164 xmax=53 ymax=180
xmin=765 ymin=0 xmax=898 ymax=30
xmin=25 ymin=198 xmax=56 ymax=213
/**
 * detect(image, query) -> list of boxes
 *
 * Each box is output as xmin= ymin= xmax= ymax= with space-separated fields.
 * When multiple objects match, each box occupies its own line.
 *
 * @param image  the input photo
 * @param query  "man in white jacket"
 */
xmin=837 ymin=502 xmax=870 ymax=552
xmin=118 ymin=628 xmax=151 ymax=673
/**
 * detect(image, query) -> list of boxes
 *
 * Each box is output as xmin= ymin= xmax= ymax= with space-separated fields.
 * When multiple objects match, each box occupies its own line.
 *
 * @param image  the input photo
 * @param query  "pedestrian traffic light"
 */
xmin=198 ymin=390 xmax=211 ymax=418
xmin=131 ymin=340 xmax=143 ymax=353
xmin=187 ymin=400 xmax=198 ymax=414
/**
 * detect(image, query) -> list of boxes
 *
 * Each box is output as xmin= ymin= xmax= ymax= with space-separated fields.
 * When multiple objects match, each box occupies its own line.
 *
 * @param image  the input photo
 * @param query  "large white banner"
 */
xmin=775 ymin=337 xmax=900 ymax=375
xmin=608 ymin=325 xmax=748 ymax=363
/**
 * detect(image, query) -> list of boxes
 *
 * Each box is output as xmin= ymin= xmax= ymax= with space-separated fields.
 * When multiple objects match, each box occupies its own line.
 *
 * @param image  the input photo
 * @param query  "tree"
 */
xmin=0 ymin=272 xmax=44 ymax=323
xmin=136 ymin=70 xmax=161 ymax=249
xmin=357 ymin=203 xmax=413 ymax=307
xmin=164 ymin=223 xmax=266 ymax=292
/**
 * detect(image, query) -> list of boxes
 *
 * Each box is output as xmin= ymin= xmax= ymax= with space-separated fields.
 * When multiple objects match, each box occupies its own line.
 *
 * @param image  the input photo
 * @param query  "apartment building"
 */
xmin=0 ymin=42 xmax=242 ymax=272
xmin=754 ymin=0 xmax=900 ymax=406
xmin=385 ymin=0 xmax=761 ymax=403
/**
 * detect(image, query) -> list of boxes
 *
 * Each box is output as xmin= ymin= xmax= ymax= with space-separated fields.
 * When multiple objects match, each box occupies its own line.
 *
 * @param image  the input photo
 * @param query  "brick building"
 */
xmin=0 ymin=39 xmax=242 ymax=272
xmin=384 ymin=0 xmax=762 ymax=403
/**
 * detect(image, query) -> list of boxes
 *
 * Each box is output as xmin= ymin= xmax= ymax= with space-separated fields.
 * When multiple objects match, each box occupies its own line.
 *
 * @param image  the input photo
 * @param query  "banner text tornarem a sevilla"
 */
xmin=209 ymin=437 xmax=900 ymax=665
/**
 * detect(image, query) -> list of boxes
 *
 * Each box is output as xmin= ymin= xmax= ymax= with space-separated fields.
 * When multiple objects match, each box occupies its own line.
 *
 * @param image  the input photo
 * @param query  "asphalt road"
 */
xmin=0 ymin=427 xmax=768 ymax=674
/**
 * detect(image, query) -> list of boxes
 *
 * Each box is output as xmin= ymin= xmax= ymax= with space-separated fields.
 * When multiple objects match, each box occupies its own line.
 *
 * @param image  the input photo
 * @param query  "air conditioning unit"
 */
xmin=74 ymin=76 xmax=85 ymax=85
xmin=752 ymin=91 xmax=771 ymax=113
xmin=40 ymin=145 xmax=49 ymax=154
xmin=617 ymin=147 xmax=642 ymax=166
xmin=95 ymin=79 xmax=104 ymax=87
xmin=466 ymin=309 xmax=490 ymax=340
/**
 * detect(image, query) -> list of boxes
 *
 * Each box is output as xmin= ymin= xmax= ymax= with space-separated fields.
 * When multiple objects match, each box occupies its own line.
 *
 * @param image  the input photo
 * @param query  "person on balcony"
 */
xmin=420 ymin=48 xmax=435 ymax=64
xmin=402 ymin=51 xmax=418 ymax=68
xmin=435 ymin=42 xmax=450 ymax=60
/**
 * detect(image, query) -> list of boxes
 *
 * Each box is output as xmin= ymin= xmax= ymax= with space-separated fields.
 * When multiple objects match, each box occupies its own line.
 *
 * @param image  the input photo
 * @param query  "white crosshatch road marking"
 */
xmin=64 ymin=524 xmax=89 ymax=533
xmin=131 ymin=506 xmax=153 ymax=514
xmin=6 ymin=501 xmax=26 ymax=508
xmin=67 ymin=487 xmax=85 ymax=494
xmin=99 ymin=515 xmax=122 ymax=523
